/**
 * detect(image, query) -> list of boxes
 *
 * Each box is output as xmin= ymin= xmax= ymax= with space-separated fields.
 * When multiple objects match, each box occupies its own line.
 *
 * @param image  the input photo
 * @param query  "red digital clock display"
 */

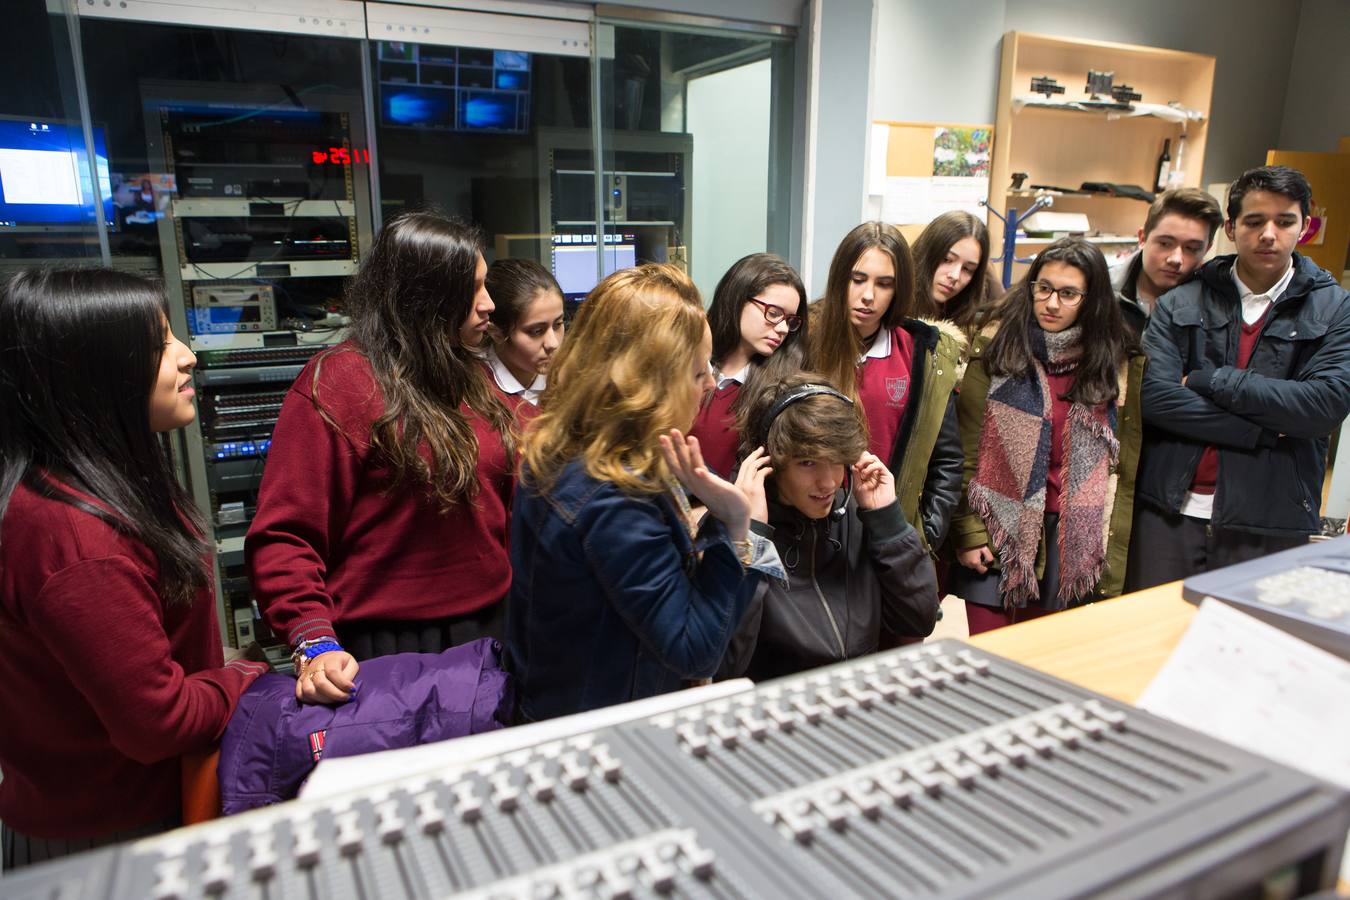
xmin=312 ymin=147 xmax=371 ymax=165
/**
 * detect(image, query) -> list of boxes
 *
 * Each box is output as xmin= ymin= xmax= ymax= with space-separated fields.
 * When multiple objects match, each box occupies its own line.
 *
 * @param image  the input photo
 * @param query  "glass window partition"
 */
xmin=596 ymin=18 xmax=796 ymax=304
xmin=366 ymin=8 xmax=593 ymax=315
xmin=0 ymin=1 xmax=109 ymax=266
xmin=16 ymin=3 xmax=797 ymax=652
xmin=74 ymin=15 xmax=370 ymax=657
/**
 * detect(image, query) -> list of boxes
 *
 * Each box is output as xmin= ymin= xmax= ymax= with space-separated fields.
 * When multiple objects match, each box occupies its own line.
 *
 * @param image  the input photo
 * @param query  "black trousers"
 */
xmin=2 ymin=815 xmax=179 ymax=871
xmin=1124 ymin=504 xmax=1308 ymax=592
xmin=336 ymin=599 xmax=506 ymax=662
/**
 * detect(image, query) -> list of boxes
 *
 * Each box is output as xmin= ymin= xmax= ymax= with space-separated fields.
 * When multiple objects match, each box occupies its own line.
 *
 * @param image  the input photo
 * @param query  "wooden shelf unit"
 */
xmin=990 ymin=32 xmax=1216 ymax=279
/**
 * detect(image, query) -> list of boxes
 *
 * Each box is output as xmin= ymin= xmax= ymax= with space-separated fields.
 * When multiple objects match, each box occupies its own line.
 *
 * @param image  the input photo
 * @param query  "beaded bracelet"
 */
xmin=290 ymin=638 xmax=343 ymax=671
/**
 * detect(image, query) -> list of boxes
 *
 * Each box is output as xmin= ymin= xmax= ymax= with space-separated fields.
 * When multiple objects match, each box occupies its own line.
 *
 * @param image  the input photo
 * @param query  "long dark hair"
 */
xmin=485 ymin=258 xmax=563 ymax=335
xmin=707 ymin=253 xmax=809 ymax=411
xmin=0 ymin=268 xmax=208 ymax=605
xmin=333 ymin=210 xmax=514 ymax=508
xmin=809 ymin=222 xmax=915 ymax=400
xmin=983 ymin=237 xmax=1126 ymax=407
xmin=911 ymin=211 xmax=991 ymax=333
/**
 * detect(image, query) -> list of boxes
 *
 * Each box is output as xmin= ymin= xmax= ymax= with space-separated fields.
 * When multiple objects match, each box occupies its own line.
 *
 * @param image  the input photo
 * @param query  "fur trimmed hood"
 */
xmin=917 ymin=316 xmax=970 ymax=351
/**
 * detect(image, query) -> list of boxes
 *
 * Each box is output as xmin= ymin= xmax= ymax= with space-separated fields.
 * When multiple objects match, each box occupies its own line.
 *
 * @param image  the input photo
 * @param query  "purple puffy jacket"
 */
xmin=218 ymin=638 xmax=513 ymax=814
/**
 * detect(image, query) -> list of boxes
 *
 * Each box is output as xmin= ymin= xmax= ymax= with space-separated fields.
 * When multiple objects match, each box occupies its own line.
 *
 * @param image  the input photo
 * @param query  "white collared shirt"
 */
xmin=485 ymin=344 xmax=545 ymax=406
xmin=1232 ymin=259 xmax=1295 ymax=325
xmin=1178 ymin=260 xmax=1296 ymax=520
xmin=714 ymin=363 xmax=750 ymax=391
xmin=858 ymin=327 xmax=891 ymax=364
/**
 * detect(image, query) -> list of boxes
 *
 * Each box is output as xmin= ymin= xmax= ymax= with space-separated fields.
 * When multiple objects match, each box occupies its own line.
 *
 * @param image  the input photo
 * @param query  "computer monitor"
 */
xmin=376 ymin=41 xmax=531 ymax=134
xmin=381 ymin=86 xmax=455 ymax=130
xmin=551 ymin=242 xmax=638 ymax=302
xmin=0 ymin=116 xmax=114 ymax=232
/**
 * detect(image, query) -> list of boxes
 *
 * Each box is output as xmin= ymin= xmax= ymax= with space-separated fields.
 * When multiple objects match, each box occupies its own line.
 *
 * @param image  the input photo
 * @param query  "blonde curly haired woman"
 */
xmin=506 ymin=263 xmax=779 ymax=722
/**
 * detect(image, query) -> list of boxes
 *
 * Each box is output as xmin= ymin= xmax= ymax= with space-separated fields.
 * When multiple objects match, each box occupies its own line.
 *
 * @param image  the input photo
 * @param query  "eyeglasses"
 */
xmin=1031 ymin=281 xmax=1086 ymax=307
xmin=747 ymin=297 xmax=803 ymax=332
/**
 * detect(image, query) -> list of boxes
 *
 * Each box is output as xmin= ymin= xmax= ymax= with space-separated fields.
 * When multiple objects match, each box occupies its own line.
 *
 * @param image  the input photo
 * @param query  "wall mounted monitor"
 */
xmin=377 ymin=41 xmax=530 ymax=134
xmin=381 ymin=86 xmax=455 ymax=130
xmin=0 ymin=116 xmax=114 ymax=232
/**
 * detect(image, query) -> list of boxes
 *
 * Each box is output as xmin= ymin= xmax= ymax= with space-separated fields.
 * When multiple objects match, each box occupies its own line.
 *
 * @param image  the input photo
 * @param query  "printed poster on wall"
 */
xmin=870 ymin=122 xmax=993 ymax=225
xmin=932 ymin=126 xmax=991 ymax=178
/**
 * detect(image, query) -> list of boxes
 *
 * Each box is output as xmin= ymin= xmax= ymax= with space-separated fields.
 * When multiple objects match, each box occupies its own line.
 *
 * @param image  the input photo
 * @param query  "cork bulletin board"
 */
xmin=868 ymin=120 xmax=994 ymax=239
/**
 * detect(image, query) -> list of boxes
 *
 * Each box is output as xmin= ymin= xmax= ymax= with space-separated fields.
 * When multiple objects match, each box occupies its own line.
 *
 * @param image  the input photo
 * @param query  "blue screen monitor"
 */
xmin=494 ymin=51 xmax=529 ymax=71
xmin=494 ymin=70 xmax=529 ymax=91
xmin=459 ymin=91 xmax=522 ymax=133
xmin=0 ymin=117 xmax=113 ymax=232
xmin=377 ymin=42 xmax=530 ymax=134
xmin=381 ymin=86 xmax=455 ymax=129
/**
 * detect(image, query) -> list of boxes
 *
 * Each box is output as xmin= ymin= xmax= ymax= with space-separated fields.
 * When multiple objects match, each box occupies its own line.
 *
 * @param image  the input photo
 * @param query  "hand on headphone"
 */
xmin=852 ymin=451 xmax=896 ymax=511
xmin=734 ymin=447 xmax=773 ymax=525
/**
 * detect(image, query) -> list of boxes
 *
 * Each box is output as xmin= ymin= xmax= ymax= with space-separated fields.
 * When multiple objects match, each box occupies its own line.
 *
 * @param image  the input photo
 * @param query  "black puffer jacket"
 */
xmin=1139 ymin=253 xmax=1350 ymax=536
xmin=720 ymin=493 xmax=938 ymax=682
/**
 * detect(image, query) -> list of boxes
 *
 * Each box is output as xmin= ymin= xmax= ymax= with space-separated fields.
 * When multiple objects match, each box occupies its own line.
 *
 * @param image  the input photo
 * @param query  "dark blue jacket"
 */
xmin=506 ymin=459 xmax=760 ymax=722
xmin=1139 ymin=253 xmax=1350 ymax=536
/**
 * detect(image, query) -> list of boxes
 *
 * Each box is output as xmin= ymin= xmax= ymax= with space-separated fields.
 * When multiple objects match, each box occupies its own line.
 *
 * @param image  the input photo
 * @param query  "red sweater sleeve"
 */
xmin=25 ymin=557 xmax=267 ymax=765
xmin=249 ymin=348 xmax=514 ymax=640
xmin=246 ymin=373 xmax=369 ymax=647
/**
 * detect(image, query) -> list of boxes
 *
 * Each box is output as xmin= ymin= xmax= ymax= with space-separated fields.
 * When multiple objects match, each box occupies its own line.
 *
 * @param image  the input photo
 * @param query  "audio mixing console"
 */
xmin=5 ymin=640 xmax=1347 ymax=899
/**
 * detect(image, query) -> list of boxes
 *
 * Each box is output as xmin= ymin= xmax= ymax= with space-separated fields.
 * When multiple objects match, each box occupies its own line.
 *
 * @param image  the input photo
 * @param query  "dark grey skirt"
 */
xmin=948 ymin=513 xmax=1068 ymax=610
xmin=2 ymin=815 xmax=179 ymax=872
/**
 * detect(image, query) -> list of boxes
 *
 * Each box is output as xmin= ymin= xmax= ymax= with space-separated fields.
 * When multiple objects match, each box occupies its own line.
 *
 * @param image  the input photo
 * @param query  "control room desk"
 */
xmin=970 ymin=582 xmax=1350 ymax=895
xmin=966 ymin=581 xmax=1197 ymax=705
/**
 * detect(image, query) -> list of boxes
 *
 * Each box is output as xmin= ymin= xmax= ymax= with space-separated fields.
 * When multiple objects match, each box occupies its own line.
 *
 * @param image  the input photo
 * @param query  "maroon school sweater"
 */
xmin=0 ymin=480 xmax=266 ymax=838
xmin=1190 ymin=312 xmax=1269 ymax=497
xmin=688 ymin=381 xmax=743 ymax=480
xmin=1044 ymin=370 xmax=1076 ymax=515
xmin=858 ymin=325 xmax=917 ymax=464
xmin=247 ymin=345 xmax=513 ymax=647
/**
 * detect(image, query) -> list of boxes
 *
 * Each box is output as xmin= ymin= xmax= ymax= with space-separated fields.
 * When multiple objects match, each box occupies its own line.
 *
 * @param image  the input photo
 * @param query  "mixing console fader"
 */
xmin=4 ymin=641 xmax=1348 ymax=899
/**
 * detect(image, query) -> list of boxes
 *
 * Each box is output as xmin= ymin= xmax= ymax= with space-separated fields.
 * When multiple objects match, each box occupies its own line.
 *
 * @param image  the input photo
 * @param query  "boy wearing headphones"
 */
xmin=719 ymin=374 xmax=939 ymax=681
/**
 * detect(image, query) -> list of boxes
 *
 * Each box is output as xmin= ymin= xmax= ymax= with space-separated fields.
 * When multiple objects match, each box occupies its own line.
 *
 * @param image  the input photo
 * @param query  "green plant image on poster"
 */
xmin=933 ymin=126 xmax=992 ymax=178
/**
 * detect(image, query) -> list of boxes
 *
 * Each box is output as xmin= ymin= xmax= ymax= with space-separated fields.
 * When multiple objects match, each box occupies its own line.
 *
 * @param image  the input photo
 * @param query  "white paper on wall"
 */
xmin=868 ymin=122 xmax=890 ymax=197
xmin=880 ymin=175 xmax=988 ymax=225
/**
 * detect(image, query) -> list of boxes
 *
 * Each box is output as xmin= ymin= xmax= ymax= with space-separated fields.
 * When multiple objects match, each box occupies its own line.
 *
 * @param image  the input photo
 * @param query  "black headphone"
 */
xmin=759 ymin=384 xmax=854 ymax=520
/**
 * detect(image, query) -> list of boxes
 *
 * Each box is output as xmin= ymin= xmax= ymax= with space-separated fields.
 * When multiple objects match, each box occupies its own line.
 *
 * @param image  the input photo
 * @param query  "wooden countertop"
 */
xmin=967 ymin=581 xmax=1196 ymax=704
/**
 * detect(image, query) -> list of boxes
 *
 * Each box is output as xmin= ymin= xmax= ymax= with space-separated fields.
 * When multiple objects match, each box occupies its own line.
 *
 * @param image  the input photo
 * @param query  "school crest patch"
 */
xmin=886 ymin=376 xmax=909 ymax=405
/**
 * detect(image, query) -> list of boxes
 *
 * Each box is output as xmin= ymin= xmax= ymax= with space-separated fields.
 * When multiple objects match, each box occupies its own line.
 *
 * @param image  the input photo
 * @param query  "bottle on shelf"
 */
xmin=1166 ymin=134 xmax=1187 ymax=188
xmin=1155 ymin=138 xmax=1172 ymax=193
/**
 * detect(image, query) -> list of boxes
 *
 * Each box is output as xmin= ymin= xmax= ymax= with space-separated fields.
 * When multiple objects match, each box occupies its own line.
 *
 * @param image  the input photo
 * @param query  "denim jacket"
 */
xmin=506 ymin=459 xmax=763 ymax=722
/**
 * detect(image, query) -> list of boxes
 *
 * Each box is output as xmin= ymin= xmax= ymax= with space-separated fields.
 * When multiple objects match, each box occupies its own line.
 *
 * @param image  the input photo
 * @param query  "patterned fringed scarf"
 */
xmin=967 ymin=325 xmax=1119 ymax=609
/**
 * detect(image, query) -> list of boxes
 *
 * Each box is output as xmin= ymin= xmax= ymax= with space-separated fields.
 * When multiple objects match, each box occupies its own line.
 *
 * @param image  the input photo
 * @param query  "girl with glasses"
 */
xmin=949 ymin=237 xmax=1145 ymax=634
xmin=0 ymin=269 xmax=269 ymax=867
xmin=246 ymin=212 xmax=517 ymax=698
xmin=912 ymin=211 xmax=995 ymax=351
xmin=809 ymin=223 xmax=967 ymax=568
xmin=689 ymin=253 xmax=808 ymax=479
